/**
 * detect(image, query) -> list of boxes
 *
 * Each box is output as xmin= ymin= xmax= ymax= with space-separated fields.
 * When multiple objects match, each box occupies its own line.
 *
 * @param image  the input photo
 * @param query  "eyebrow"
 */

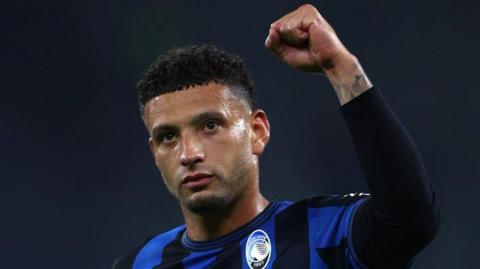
xmin=151 ymin=111 xmax=227 ymax=138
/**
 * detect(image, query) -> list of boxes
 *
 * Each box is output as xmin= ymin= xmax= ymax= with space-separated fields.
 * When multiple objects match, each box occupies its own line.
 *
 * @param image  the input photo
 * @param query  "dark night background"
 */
xmin=1 ymin=0 xmax=478 ymax=268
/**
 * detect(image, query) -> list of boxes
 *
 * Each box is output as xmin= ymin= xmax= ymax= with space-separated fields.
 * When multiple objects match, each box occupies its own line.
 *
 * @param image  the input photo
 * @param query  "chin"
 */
xmin=183 ymin=191 xmax=232 ymax=213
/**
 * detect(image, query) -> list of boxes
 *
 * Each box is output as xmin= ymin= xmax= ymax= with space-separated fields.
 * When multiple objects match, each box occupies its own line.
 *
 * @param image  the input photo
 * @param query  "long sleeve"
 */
xmin=340 ymin=86 xmax=440 ymax=268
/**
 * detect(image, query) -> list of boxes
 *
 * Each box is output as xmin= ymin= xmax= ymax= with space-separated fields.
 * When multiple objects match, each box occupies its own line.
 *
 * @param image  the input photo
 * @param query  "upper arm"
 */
xmin=350 ymin=195 xmax=440 ymax=268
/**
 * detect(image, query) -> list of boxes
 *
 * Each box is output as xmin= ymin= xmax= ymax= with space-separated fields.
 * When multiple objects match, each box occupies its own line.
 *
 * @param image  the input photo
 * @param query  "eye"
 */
xmin=204 ymin=120 xmax=219 ymax=132
xmin=158 ymin=133 xmax=176 ymax=144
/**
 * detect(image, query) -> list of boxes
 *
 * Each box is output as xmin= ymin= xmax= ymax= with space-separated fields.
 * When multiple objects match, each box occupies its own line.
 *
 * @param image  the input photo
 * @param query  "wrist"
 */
xmin=322 ymin=52 xmax=358 ymax=80
xmin=322 ymin=53 xmax=373 ymax=105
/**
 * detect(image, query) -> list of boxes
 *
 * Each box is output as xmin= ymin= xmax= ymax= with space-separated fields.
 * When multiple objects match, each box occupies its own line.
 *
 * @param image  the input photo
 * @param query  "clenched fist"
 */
xmin=266 ymin=4 xmax=373 ymax=105
xmin=265 ymin=4 xmax=351 ymax=73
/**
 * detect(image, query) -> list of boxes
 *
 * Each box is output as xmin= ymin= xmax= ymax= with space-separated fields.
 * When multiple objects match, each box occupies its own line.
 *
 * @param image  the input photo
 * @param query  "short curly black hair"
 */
xmin=137 ymin=45 xmax=256 ymax=118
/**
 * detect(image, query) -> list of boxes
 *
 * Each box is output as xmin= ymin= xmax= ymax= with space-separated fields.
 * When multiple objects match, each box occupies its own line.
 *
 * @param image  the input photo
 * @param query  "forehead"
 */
xmin=144 ymin=83 xmax=247 ymax=131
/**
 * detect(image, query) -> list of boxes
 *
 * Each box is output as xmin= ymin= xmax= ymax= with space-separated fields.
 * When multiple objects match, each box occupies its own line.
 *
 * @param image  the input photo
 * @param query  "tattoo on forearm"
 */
xmin=327 ymin=60 xmax=372 ymax=106
xmin=352 ymin=74 xmax=367 ymax=94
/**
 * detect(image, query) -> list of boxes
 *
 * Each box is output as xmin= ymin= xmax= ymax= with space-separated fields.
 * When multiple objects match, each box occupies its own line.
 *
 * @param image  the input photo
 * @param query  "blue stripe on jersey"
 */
xmin=307 ymin=199 xmax=364 ymax=269
xmin=183 ymin=248 xmax=220 ymax=269
xmin=238 ymin=232 xmax=249 ymax=269
xmin=132 ymin=225 xmax=185 ymax=269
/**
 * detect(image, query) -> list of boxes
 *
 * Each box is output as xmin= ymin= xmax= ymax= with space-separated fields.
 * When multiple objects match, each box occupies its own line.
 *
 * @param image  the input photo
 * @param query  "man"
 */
xmin=113 ymin=4 xmax=439 ymax=269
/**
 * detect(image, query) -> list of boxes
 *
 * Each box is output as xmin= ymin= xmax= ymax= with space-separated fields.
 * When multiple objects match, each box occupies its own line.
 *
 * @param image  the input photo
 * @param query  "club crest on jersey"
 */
xmin=245 ymin=229 xmax=271 ymax=269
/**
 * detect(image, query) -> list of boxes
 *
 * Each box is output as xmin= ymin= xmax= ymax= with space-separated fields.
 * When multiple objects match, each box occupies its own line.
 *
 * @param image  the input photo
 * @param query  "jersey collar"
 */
xmin=181 ymin=201 xmax=279 ymax=251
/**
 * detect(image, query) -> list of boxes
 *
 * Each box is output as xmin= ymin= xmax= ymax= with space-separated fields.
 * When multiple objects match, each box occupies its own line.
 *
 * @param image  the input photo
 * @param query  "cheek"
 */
xmin=224 ymin=118 xmax=249 ymax=149
xmin=232 ymin=120 xmax=253 ymax=156
xmin=212 ymin=121 xmax=253 ymax=165
xmin=154 ymin=151 xmax=179 ymax=182
xmin=214 ymin=121 xmax=250 ymax=152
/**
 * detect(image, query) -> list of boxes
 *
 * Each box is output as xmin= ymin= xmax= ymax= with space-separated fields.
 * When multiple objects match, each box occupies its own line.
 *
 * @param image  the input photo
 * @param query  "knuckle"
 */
xmin=312 ymin=16 xmax=323 ymax=25
xmin=300 ymin=3 xmax=315 ymax=10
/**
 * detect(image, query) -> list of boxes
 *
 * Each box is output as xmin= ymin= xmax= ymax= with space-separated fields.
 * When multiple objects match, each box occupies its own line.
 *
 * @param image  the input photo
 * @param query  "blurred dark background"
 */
xmin=1 ymin=0 xmax=478 ymax=268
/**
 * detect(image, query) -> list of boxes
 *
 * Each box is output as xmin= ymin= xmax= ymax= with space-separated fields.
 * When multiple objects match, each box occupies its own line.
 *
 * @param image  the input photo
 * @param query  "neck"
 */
xmin=181 ymin=182 xmax=269 ymax=242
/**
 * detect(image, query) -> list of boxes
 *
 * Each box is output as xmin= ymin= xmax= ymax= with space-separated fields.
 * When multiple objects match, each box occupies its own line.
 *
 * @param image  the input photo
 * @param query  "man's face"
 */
xmin=144 ymin=83 xmax=268 ymax=212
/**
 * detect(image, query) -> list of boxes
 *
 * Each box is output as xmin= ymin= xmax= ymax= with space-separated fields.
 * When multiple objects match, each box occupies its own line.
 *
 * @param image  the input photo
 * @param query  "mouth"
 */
xmin=181 ymin=173 xmax=215 ymax=189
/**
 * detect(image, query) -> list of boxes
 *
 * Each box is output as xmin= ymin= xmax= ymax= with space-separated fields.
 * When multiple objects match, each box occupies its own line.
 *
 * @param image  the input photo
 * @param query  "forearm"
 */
xmin=323 ymin=53 xmax=373 ymax=106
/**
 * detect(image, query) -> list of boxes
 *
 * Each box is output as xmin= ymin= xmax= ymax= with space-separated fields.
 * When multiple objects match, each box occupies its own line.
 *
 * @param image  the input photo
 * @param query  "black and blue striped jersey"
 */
xmin=113 ymin=194 xmax=372 ymax=269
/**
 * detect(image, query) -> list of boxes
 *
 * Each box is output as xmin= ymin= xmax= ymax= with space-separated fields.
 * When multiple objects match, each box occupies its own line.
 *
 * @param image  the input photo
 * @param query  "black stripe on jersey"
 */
xmin=210 ymin=242 xmax=243 ymax=269
xmin=307 ymin=194 xmax=369 ymax=208
xmin=316 ymin=237 xmax=348 ymax=269
xmin=273 ymin=200 xmax=309 ymax=269
xmin=154 ymin=230 xmax=191 ymax=269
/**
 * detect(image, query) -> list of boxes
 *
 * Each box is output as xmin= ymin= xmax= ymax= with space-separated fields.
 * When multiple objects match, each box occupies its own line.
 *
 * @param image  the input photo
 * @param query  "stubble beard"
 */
xmin=183 ymin=190 xmax=232 ymax=213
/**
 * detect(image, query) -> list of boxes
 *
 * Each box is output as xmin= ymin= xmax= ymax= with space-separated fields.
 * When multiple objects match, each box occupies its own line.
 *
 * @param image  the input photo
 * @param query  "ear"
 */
xmin=250 ymin=109 xmax=271 ymax=156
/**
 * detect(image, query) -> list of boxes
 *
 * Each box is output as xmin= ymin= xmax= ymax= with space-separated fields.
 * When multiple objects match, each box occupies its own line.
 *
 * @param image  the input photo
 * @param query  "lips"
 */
xmin=181 ymin=173 xmax=214 ymax=189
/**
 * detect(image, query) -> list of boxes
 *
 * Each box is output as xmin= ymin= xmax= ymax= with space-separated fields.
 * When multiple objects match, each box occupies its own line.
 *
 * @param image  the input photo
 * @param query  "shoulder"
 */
xmin=277 ymin=193 xmax=370 ymax=212
xmin=111 ymin=225 xmax=185 ymax=269
xmin=274 ymin=193 xmax=370 ymax=232
xmin=301 ymin=193 xmax=371 ymax=234
xmin=305 ymin=193 xmax=371 ymax=208
xmin=276 ymin=193 xmax=371 ymax=241
xmin=272 ymin=194 xmax=371 ymax=268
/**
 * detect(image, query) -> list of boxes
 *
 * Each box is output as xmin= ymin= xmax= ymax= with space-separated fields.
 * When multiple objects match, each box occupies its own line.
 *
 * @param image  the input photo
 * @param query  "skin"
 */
xmin=145 ymin=4 xmax=373 ymax=242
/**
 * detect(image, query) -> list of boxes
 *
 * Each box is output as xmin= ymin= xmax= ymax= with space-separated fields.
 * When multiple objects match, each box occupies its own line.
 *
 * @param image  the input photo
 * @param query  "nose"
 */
xmin=179 ymin=133 xmax=205 ymax=167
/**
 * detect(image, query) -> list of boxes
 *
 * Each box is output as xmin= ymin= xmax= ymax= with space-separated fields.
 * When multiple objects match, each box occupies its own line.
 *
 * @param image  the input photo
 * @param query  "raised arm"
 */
xmin=266 ymin=4 xmax=439 ymax=268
